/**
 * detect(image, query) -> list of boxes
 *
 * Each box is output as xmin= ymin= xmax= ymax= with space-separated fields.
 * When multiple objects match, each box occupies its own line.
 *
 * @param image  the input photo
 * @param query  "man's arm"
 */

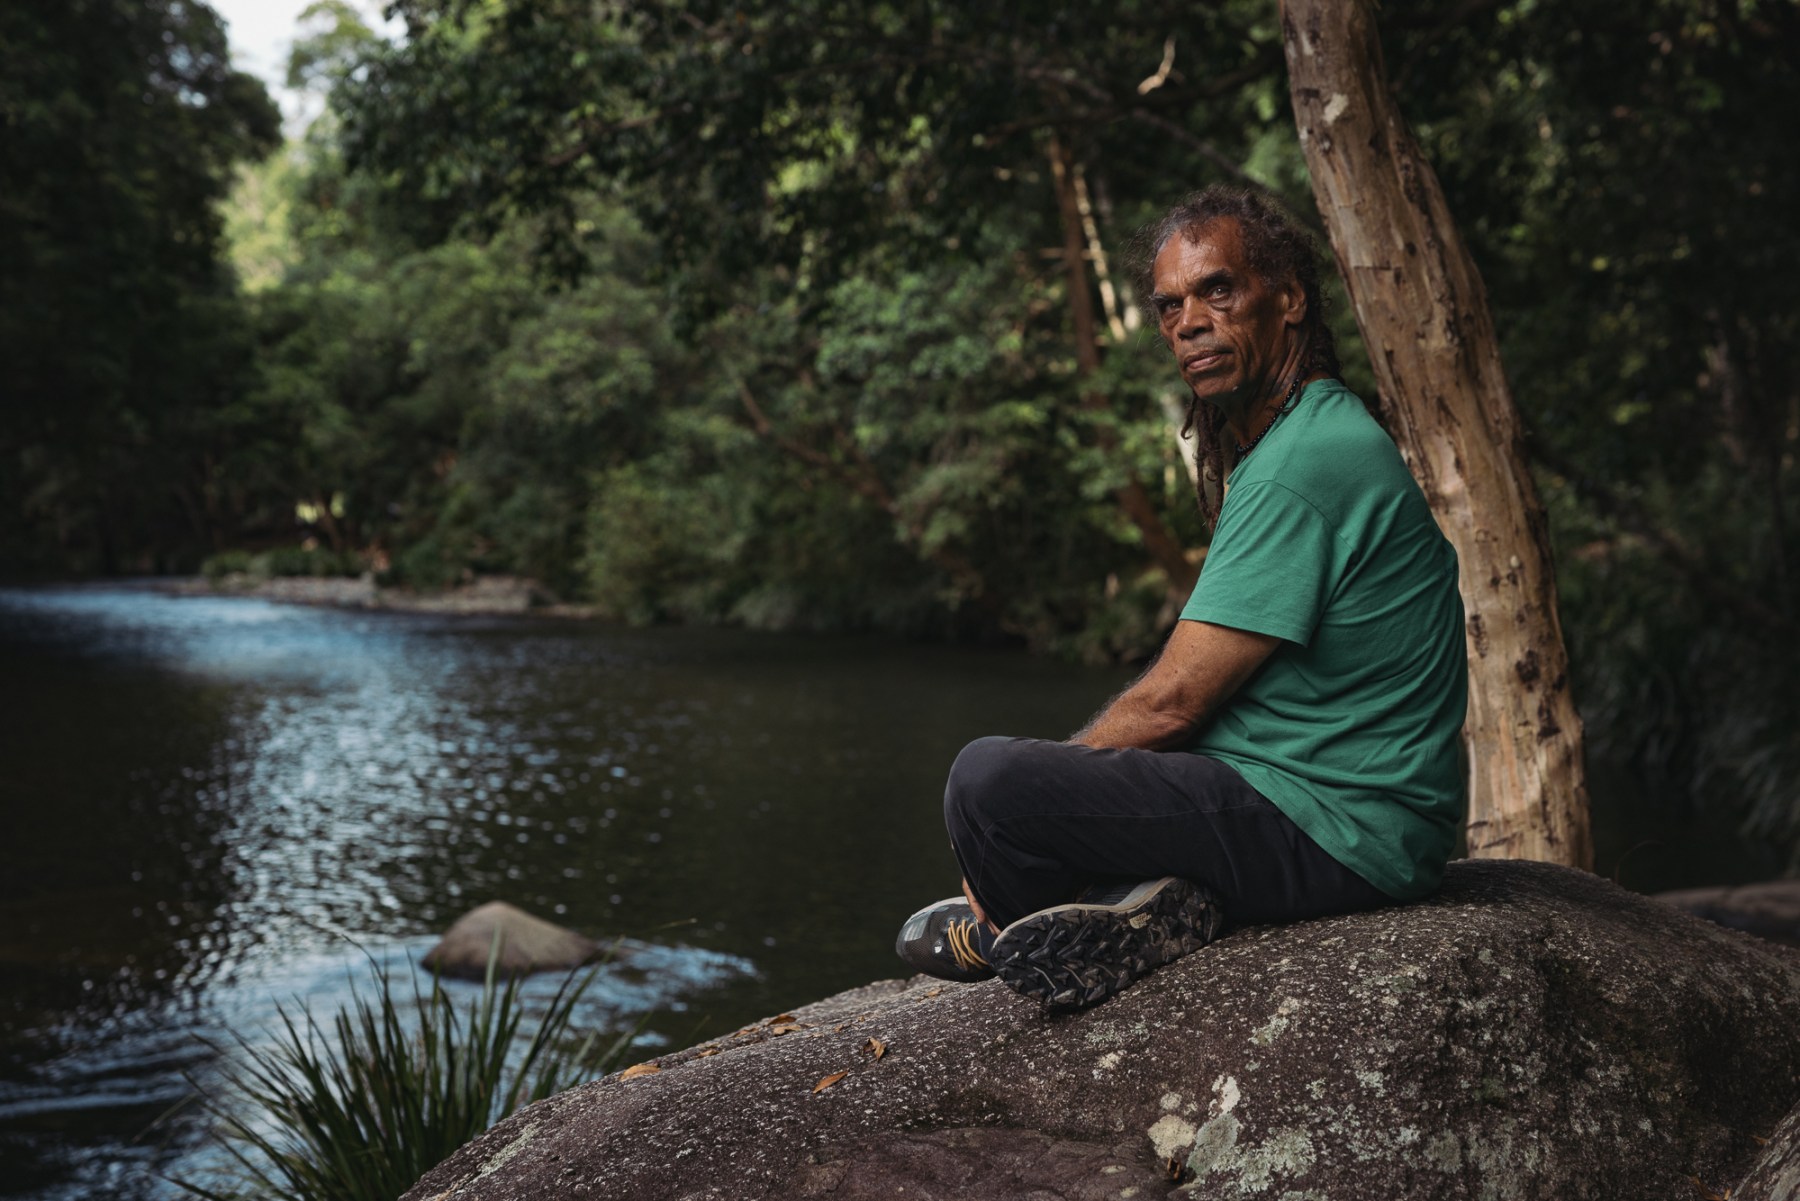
xmin=1071 ymin=619 xmax=1281 ymax=750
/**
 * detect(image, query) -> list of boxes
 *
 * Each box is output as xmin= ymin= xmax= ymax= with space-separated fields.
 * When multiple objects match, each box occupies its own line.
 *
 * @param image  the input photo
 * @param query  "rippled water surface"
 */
xmin=0 ymin=585 xmax=1129 ymax=1199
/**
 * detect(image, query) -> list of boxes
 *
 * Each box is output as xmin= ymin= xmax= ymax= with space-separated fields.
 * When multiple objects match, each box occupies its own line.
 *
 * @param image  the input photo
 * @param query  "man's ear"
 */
xmin=1281 ymin=279 xmax=1308 ymax=327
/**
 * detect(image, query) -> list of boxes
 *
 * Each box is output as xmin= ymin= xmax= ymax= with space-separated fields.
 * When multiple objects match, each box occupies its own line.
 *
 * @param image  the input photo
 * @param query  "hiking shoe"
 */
xmin=894 ymin=897 xmax=997 ymax=983
xmin=989 ymin=877 xmax=1222 ymax=1011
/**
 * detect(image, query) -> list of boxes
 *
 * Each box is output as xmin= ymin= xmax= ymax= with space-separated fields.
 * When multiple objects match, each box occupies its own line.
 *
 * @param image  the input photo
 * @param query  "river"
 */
xmin=0 ymin=585 xmax=1133 ymax=1197
xmin=0 ymin=585 xmax=1774 ymax=1198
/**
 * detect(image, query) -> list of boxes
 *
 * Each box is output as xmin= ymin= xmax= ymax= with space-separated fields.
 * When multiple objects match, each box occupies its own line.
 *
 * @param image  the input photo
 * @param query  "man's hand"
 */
xmin=1071 ymin=619 xmax=1280 ymax=751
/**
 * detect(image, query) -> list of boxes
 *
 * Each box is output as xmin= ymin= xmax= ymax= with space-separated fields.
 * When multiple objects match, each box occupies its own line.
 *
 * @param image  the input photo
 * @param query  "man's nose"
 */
xmin=1175 ymin=296 xmax=1210 ymax=338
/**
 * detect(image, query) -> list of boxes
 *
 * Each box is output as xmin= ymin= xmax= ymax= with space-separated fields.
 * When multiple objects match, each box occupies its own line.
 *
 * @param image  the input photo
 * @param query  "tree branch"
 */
xmin=1048 ymin=135 xmax=1199 ymax=594
xmin=975 ymin=50 xmax=1284 ymax=145
xmin=736 ymin=379 xmax=895 ymax=511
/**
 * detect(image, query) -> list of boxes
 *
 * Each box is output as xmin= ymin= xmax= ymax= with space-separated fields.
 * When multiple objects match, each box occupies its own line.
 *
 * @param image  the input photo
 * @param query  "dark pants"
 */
xmin=943 ymin=736 xmax=1390 ymax=930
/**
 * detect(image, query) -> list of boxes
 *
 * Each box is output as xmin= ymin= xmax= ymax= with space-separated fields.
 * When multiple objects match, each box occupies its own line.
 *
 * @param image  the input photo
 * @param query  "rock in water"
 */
xmin=1658 ymin=879 xmax=1800 ymax=948
xmin=421 ymin=901 xmax=599 ymax=980
xmin=402 ymin=862 xmax=1800 ymax=1200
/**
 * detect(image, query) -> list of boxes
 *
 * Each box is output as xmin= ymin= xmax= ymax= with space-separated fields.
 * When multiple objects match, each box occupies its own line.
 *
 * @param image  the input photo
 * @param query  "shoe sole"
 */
xmin=990 ymin=878 xmax=1221 ymax=1011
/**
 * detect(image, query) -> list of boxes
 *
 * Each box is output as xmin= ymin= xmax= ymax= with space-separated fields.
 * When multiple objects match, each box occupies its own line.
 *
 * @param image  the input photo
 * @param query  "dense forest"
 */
xmin=2 ymin=0 xmax=1796 ymax=865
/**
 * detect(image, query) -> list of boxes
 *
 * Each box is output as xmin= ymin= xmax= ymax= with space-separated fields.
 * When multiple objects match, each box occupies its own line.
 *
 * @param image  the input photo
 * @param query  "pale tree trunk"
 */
xmin=1048 ymin=134 xmax=1199 ymax=597
xmin=1280 ymin=0 xmax=1593 ymax=869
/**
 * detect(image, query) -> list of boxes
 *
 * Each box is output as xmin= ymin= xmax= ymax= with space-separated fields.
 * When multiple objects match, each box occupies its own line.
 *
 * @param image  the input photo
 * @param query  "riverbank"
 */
xmin=154 ymin=572 xmax=602 ymax=619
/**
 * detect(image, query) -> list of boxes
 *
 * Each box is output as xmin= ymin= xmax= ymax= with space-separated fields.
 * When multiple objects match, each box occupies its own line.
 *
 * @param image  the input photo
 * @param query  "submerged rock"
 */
xmin=1658 ymin=879 xmax=1800 ymax=948
xmin=403 ymin=862 xmax=1800 ymax=1200
xmin=421 ymin=901 xmax=599 ymax=981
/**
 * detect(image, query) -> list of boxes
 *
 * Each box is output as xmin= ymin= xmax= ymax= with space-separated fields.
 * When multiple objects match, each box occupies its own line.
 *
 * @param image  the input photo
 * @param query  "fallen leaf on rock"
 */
xmin=770 ymin=1023 xmax=804 ymax=1036
xmin=768 ymin=1014 xmax=796 ymax=1024
xmin=1689 ymin=1175 xmax=1730 ymax=1201
xmin=924 ymin=988 xmax=942 ymax=998
xmin=812 ymin=1071 xmax=849 ymax=1094
xmin=863 ymin=1037 xmax=887 ymax=1060
xmin=619 ymin=1063 xmax=661 ymax=1080
xmin=697 ymin=1048 xmax=719 ymax=1058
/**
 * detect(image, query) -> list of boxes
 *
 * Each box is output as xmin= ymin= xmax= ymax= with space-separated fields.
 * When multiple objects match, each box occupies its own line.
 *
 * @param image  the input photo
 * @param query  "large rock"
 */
xmin=1658 ymin=880 xmax=1800 ymax=948
xmin=1737 ymin=1098 xmax=1800 ymax=1201
xmin=421 ymin=901 xmax=600 ymax=981
xmin=404 ymin=862 xmax=1800 ymax=1201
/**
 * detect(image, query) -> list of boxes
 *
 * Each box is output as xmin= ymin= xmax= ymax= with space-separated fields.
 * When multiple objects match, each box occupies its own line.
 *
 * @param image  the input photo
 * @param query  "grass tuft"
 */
xmin=172 ymin=937 xmax=634 ymax=1201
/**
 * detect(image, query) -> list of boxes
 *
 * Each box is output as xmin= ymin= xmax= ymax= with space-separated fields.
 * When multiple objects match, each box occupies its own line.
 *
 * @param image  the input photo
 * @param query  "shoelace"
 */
xmin=946 ymin=919 xmax=990 ymax=972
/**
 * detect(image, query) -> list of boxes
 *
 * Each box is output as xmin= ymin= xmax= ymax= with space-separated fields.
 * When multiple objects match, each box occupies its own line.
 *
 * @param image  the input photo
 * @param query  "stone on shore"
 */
xmin=421 ymin=901 xmax=599 ymax=981
xmin=403 ymin=862 xmax=1800 ymax=1201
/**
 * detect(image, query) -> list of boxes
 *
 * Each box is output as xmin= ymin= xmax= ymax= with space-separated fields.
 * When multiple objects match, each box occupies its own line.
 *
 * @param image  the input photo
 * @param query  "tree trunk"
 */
xmin=1048 ymin=134 xmax=1199 ymax=596
xmin=1280 ymin=0 xmax=1593 ymax=870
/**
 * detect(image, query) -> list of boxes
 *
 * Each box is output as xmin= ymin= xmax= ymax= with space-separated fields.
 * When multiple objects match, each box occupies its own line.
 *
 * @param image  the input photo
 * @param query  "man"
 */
xmin=895 ymin=186 xmax=1468 ymax=1010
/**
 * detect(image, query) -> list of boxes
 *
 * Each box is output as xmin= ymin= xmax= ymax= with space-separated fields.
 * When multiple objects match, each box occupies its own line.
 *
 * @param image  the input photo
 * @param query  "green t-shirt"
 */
xmin=1181 ymin=378 xmax=1467 ymax=900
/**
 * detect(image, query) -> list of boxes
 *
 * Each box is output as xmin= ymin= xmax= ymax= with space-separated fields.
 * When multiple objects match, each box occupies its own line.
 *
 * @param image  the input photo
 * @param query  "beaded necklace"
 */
xmin=1233 ymin=373 xmax=1308 ymax=461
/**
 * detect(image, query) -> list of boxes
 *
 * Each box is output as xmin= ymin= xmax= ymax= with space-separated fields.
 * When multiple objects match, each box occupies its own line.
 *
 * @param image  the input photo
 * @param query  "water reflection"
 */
xmin=0 ymin=585 xmax=1123 ymax=1198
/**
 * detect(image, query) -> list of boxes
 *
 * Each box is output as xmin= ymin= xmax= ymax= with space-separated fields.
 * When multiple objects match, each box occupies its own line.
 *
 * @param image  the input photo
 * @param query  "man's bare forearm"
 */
xmin=1069 ymin=619 xmax=1281 ymax=752
xmin=1070 ymin=689 xmax=1200 ymax=750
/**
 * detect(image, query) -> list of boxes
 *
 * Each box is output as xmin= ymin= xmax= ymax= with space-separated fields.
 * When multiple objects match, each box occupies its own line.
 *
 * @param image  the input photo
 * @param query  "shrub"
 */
xmin=260 ymin=546 xmax=361 ymax=578
xmin=201 ymin=550 xmax=259 ymax=581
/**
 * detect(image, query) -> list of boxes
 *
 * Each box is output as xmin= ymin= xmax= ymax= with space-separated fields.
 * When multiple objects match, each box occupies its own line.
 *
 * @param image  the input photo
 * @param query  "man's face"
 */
xmin=1151 ymin=218 xmax=1305 ymax=412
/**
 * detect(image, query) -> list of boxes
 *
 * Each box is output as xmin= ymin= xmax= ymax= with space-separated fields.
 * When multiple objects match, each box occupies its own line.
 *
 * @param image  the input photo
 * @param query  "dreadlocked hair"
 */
xmin=1133 ymin=186 xmax=1340 ymax=530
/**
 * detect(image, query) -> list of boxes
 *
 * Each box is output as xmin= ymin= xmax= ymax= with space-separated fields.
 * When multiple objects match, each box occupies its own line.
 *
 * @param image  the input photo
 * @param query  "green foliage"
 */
xmin=321 ymin=0 xmax=1798 ymax=856
xmin=236 ymin=196 xmax=687 ymax=594
xmin=312 ymin=0 xmax=1316 ymax=652
xmin=3 ymin=0 xmax=1795 ymax=855
xmin=201 ymin=551 xmax=259 ymax=582
xmin=225 ymin=151 xmax=305 ymax=294
xmin=349 ymin=1 xmax=1289 ymax=284
xmin=174 ymin=953 xmax=627 ymax=1201
xmin=286 ymin=1 xmax=380 ymax=95
xmin=0 ymin=0 xmax=280 ymax=574
xmin=583 ymin=456 xmax=750 ymax=624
